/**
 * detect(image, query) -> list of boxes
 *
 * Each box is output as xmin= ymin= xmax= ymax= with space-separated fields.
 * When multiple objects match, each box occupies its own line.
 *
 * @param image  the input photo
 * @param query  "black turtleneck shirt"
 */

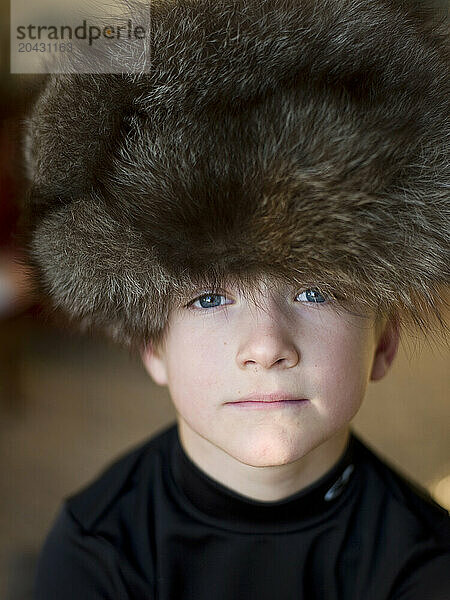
xmin=34 ymin=423 xmax=450 ymax=599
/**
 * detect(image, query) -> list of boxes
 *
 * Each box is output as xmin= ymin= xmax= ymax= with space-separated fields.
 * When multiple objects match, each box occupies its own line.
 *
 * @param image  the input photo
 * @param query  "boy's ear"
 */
xmin=140 ymin=343 xmax=169 ymax=387
xmin=370 ymin=316 xmax=400 ymax=382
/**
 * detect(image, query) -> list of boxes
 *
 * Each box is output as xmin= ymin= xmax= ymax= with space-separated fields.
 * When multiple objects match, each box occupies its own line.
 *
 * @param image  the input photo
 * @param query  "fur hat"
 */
xmin=18 ymin=0 xmax=449 ymax=353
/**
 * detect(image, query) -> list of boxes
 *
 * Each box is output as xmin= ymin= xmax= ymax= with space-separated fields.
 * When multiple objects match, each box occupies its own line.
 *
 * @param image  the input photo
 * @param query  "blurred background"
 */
xmin=1 ymin=0 xmax=449 ymax=599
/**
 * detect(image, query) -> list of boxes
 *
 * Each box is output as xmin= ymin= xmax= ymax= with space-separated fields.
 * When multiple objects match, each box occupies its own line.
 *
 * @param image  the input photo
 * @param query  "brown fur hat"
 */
xmin=18 ymin=0 xmax=449 ymax=353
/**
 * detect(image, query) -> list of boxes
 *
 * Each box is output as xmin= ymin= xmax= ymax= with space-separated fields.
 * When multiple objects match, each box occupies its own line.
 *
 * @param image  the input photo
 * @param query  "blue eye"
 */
xmin=296 ymin=288 xmax=328 ymax=304
xmin=190 ymin=293 xmax=230 ymax=310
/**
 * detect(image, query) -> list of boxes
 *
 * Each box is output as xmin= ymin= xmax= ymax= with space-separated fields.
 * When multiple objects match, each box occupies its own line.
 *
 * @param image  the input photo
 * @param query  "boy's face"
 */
xmin=141 ymin=278 xmax=399 ymax=468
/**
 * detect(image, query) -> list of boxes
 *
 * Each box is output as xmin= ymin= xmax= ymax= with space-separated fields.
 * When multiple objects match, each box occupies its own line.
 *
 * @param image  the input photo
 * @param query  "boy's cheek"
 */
xmin=308 ymin=343 xmax=374 ymax=406
xmin=166 ymin=361 xmax=225 ymax=405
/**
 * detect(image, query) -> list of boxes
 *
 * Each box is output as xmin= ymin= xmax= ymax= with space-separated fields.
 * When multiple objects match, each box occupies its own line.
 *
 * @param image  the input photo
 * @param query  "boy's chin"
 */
xmin=220 ymin=422 xmax=352 ymax=469
xmin=224 ymin=434 xmax=319 ymax=468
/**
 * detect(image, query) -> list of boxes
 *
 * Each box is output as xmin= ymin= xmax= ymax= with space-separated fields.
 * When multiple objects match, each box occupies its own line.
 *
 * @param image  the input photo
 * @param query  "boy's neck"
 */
xmin=177 ymin=419 xmax=351 ymax=502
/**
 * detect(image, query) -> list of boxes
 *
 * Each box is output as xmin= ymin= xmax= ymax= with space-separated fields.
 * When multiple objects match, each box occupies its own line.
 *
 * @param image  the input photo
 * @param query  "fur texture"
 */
xmin=18 ymin=0 xmax=450 ymax=352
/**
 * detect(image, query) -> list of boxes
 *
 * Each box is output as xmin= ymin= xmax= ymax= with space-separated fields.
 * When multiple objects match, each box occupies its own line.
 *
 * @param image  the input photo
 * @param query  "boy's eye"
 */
xmin=295 ymin=288 xmax=328 ymax=304
xmin=187 ymin=288 xmax=329 ymax=310
xmin=189 ymin=293 xmax=230 ymax=310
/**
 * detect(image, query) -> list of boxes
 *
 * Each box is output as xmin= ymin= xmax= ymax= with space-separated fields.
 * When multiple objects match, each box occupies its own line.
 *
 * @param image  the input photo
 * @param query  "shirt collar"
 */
xmin=169 ymin=426 xmax=359 ymax=533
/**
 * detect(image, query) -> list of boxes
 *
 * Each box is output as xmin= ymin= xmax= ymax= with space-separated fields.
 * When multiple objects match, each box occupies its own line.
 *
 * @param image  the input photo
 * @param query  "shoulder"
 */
xmin=351 ymin=431 xmax=449 ymax=536
xmin=34 ymin=423 xmax=177 ymax=599
xmin=66 ymin=422 xmax=177 ymax=530
xmin=350 ymin=431 xmax=450 ymax=598
xmin=34 ymin=505 xmax=119 ymax=599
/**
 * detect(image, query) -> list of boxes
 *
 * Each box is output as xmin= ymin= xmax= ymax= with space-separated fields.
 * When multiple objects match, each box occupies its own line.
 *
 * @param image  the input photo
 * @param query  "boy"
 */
xmin=19 ymin=0 xmax=449 ymax=598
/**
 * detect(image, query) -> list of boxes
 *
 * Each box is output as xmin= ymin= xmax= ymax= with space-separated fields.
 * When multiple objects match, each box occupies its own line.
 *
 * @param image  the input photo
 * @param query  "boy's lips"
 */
xmin=226 ymin=392 xmax=309 ymax=404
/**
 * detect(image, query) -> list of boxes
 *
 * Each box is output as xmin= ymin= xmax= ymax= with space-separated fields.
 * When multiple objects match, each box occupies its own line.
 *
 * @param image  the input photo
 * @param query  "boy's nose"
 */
xmin=236 ymin=326 xmax=299 ymax=370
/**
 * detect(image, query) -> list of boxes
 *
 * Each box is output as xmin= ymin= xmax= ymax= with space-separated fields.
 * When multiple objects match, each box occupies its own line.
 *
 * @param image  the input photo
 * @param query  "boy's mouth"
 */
xmin=226 ymin=392 xmax=309 ymax=405
xmin=225 ymin=400 xmax=309 ymax=410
